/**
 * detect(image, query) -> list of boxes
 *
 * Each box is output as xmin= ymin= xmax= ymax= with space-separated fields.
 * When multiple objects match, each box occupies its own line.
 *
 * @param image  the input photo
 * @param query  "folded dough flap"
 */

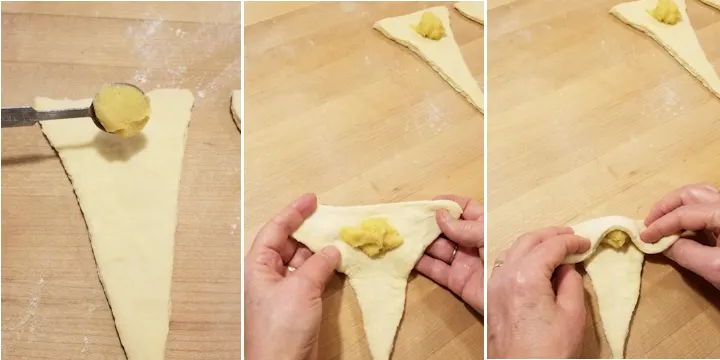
xmin=348 ymin=274 xmax=408 ymax=360
xmin=293 ymin=200 xmax=462 ymax=276
xmin=611 ymin=0 xmax=720 ymax=98
xmin=584 ymin=244 xmax=644 ymax=358
xmin=564 ymin=216 xmax=678 ymax=264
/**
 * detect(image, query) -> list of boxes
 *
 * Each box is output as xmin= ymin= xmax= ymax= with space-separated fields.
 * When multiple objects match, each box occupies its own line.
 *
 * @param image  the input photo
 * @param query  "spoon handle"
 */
xmin=1 ymin=106 xmax=91 ymax=128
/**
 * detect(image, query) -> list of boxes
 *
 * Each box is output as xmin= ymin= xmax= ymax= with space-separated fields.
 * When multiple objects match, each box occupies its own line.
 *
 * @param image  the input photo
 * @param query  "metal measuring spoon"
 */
xmin=1 ymin=83 xmax=147 ymax=133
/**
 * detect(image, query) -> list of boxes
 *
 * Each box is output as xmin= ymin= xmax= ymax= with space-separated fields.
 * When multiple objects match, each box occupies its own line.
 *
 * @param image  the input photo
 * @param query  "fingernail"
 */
xmin=439 ymin=209 xmax=449 ymax=219
xmin=321 ymin=246 xmax=340 ymax=260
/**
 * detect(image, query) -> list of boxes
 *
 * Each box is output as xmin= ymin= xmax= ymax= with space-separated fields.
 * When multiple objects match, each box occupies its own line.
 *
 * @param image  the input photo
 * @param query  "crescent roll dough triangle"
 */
xmin=611 ymin=0 xmax=720 ymax=99
xmin=293 ymin=200 xmax=463 ymax=360
xmin=455 ymin=1 xmax=484 ymax=24
xmin=38 ymin=89 xmax=193 ymax=360
xmin=563 ymin=216 xmax=679 ymax=358
xmin=374 ymin=6 xmax=484 ymax=113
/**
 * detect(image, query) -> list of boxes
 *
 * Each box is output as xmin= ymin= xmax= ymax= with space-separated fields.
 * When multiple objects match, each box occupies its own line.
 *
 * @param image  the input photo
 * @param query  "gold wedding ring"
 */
xmin=449 ymin=245 xmax=458 ymax=263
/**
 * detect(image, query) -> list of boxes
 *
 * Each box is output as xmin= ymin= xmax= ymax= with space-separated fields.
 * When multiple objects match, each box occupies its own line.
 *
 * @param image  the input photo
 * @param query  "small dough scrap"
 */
xmin=648 ymin=0 xmax=682 ymax=24
xmin=93 ymin=83 xmax=150 ymax=137
xmin=563 ymin=216 xmax=679 ymax=358
xmin=293 ymin=200 xmax=462 ymax=360
xmin=38 ymin=89 xmax=194 ymax=360
xmin=455 ymin=1 xmax=484 ymax=24
xmin=231 ymin=90 xmax=240 ymax=131
xmin=611 ymin=0 xmax=720 ymax=99
xmin=340 ymin=218 xmax=404 ymax=257
xmin=374 ymin=7 xmax=484 ymax=113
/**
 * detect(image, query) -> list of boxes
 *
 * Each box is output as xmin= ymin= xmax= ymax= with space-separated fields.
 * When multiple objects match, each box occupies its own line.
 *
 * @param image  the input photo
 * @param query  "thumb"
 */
xmin=554 ymin=265 xmax=586 ymax=319
xmin=294 ymin=246 xmax=341 ymax=291
xmin=437 ymin=210 xmax=484 ymax=248
xmin=664 ymin=238 xmax=720 ymax=286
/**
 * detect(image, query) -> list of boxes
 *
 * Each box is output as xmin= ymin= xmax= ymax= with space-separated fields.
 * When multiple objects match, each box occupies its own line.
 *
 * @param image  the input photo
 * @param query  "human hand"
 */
xmin=244 ymin=194 xmax=341 ymax=360
xmin=641 ymin=183 xmax=720 ymax=287
xmin=487 ymin=227 xmax=590 ymax=359
xmin=415 ymin=195 xmax=485 ymax=314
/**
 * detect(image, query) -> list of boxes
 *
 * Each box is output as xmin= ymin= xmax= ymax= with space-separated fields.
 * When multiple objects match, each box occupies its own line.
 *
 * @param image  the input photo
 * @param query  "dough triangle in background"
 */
xmin=231 ymin=90 xmax=241 ymax=131
xmin=293 ymin=200 xmax=463 ymax=360
xmin=611 ymin=0 xmax=720 ymax=99
xmin=39 ymin=89 xmax=194 ymax=360
xmin=698 ymin=0 xmax=720 ymax=10
xmin=455 ymin=1 xmax=484 ymax=25
xmin=374 ymin=6 xmax=484 ymax=113
xmin=563 ymin=216 xmax=679 ymax=358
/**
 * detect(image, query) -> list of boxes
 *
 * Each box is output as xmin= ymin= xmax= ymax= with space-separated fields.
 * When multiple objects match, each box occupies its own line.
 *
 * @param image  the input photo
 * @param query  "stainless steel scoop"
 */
xmin=1 ymin=83 xmax=145 ymax=132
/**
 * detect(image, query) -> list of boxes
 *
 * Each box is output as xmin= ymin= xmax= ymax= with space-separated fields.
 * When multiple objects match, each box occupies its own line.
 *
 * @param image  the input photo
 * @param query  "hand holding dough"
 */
xmin=564 ymin=216 xmax=679 ymax=358
xmin=293 ymin=200 xmax=462 ymax=360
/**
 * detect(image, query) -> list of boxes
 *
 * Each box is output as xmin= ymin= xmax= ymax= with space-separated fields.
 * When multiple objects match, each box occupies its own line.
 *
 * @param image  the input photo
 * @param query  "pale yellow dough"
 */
xmin=611 ymin=0 xmax=720 ymax=99
xmin=293 ymin=200 xmax=463 ymax=360
xmin=563 ymin=216 xmax=679 ymax=358
xmin=231 ymin=90 xmax=240 ymax=131
xmin=455 ymin=1 xmax=484 ymax=24
xmin=38 ymin=89 xmax=194 ymax=360
xmin=374 ymin=6 xmax=484 ymax=113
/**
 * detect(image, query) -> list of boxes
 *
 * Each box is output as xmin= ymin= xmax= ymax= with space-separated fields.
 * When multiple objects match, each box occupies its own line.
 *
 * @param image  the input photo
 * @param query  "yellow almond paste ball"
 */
xmin=411 ymin=12 xmax=446 ymax=40
xmin=339 ymin=218 xmax=404 ymax=257
xmin=602 ymin=229 xmax=630 ymax=250
xmin=648 ymin=0 xmax=681 ymax=25
xmin=93 ymin=83 xmax=151 ymax=138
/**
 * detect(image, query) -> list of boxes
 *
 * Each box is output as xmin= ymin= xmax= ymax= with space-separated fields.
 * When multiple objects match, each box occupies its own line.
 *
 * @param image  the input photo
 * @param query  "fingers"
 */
xmin=250 ymin=194 xmax=318 ymax=263
xmin=642 ymin=203 xmax=720 ymax=243
xmin=527 ymin=234 xmax=591 ymax=278
xmin=506 ymin=226 xmax=574 ymax=261
xmin=664 ymin=238 xmax=720 ymax=285
xmin=553 ymin=265 xmax=586 ymax=318
xmin=425 ymin=237 xmax=457 ymax=263
xmin=437 ymin=210 xmax=484 ymax=248
xmin=286 ymin=244 xmax=313 ymax=271
xmin=293 ymin=246 xmax=341 ymax=291
xmin=434 ymin=194 xmax=484 ymax=221
xmin=415 ymin=255 xmax=450 ymax=288
xmin=645 ymin=183 xmax=720 ymax=226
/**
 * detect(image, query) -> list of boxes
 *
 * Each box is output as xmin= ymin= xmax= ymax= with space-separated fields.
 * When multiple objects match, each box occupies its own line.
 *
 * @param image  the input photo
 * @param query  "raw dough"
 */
xmin=611 ymin=0 xmax=720 ymax=99
xmin=698 ymin=0 xmax=720 ymax=10
xmin=455 ymin=1 xmax=484 ymax=25
xmin=563 ymin=216 xmax=679 ymax=358
xmin=38 ymin=89 xmax=194 ymax=360
xmin=293 ymin=200 xmax=463 ymax=360
xmin=231 ymin=90 xmax=240 ymax=131
xmin=374 ymin=7 xmax=484 ymax=113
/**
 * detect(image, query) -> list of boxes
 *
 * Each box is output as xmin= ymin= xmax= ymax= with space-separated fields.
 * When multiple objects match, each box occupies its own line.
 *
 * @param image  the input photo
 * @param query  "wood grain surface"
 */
xmin=487 ymin=0 xmax=720 ymax=358
xmin=244 ymin=2 xmax=483 ymax=359
xmin=1 ymin=2 xmax=241 ymax=359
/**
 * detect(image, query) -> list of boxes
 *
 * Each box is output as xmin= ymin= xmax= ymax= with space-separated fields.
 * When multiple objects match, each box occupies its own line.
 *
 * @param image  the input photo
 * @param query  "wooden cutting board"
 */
xmin=488 ymin=0 xmax=720 ymax=358
xmin=244 ymin=2 xmax=483 ymax=360
xmin=1 ymin=2 xmax=241 ymax=359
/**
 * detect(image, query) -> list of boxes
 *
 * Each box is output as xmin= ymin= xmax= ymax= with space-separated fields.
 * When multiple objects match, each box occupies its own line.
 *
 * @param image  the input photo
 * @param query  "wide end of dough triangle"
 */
xmin=610 ymin=0 xmax=720 ymax=98
xmin=348 ymin=274 xmax=408 ymax=360
xmin=373 ymin=6 xmax=484 ymax=112
xmin=584 ymin=246 xmax=644 ymax=358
